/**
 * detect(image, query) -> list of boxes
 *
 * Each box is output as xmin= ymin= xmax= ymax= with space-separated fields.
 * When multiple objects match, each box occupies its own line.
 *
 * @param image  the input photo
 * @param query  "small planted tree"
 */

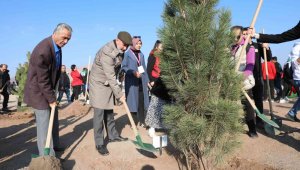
xmin=15 ymin=51 xmax=30 ymax=106
xmin=159 ymin=0 xmax=243 ymax=169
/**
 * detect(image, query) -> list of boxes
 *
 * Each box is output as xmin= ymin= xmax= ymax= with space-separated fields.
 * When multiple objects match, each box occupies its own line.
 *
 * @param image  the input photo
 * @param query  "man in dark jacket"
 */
xmin=24 ymin=23 xmax=72 ymax=156
xmin=57 ymin=65 xmax=71 ymax=104
xmin=272 ymin=56 xmax=284 ymax=102
xmin=251 ymin=42 xmax=272 ymax=128
xmin=0 ymin=64 xmax=10 ymax=112
xmin=252 ymin=20 xmax=300 ymax=121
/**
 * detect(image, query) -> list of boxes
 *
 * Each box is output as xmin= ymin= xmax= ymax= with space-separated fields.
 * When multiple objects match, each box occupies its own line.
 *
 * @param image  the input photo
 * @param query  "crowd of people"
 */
xmin=1 ymin=20 xmax=300 ymax=159
xmin=10 ymin=23 xmax=171 ymax=157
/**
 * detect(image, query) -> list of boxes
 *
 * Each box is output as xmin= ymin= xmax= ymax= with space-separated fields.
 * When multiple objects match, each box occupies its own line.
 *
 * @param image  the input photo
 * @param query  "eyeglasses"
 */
xmin=133 ymin=36 xmax=141 ymax=39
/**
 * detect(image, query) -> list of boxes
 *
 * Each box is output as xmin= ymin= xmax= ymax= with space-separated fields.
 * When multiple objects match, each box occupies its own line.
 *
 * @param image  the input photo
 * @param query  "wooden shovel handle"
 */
xmin=45 ymin=105 xmax=56 ymax=148
xmin=235 ymin=0 xmax=264 ymax=72
xmin=242 ymin=89 xmax=258 ymax=111
xmin=121 ymin=99 xmax=139 ymax=136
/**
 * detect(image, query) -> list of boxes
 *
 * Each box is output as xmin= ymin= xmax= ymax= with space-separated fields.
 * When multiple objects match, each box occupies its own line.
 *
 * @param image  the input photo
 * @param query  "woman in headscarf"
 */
xmin=121 ymin=36 xmax=149 ymax=127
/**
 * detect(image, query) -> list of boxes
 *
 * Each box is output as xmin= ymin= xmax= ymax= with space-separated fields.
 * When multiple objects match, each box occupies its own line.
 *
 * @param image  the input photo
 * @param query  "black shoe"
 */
xmin=96 ymin=145 xmax=109 ymax=156
xmin=248 ymin=131 xmax=258 ymax=138
xmin=54 ymin=147 xmax=66 ymax=152
xmin=2 ymin=108 xmax=11 ymax=112
xmin=109 ymin=136 xmax=128 ymax=143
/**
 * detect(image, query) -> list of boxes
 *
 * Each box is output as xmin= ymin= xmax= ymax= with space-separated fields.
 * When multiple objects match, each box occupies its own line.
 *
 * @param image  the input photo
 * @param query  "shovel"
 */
xmin=261 ymin=39 xmax=282 ymax=135
xmin=235 ymin=0 xmax=264 ymax=72
xmin=242 ymin=89 xmax=279 ymax=128
xmin=121 ymin=98 xmax=158 ymax=153
xmin=44 ymin=105 xmax=57 ymax=155
xmin=29 ymin=105 xmax=62 ymax=169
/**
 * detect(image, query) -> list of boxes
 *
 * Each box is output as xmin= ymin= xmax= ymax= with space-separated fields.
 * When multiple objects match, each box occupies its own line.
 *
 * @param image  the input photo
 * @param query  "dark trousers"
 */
xmin=263 ymin=79 xmax=275 ymax=100
xmin=82 ymin=84 xmax=86 ymax=96
xmin=274 ymin=77 xmax=283 ymax=100
xmin=241 ymin=90 xmax=256 ymax=133
xmin=252 ymin=79 xmax=263 ymax=123
xmin=283 ymin=80 xmax=292 ymax=97
xmin=93 ymin=108 xmax=119 ymax=146
xmin=1 ymin=90 xmax=9 ymax=109
xmin=138 ymin=88 xmax=145 ymax=124
xmin=57 ymin=88 xmax=71 ymax=103
xmin=71 ymin=85 xmax=81 ymax=101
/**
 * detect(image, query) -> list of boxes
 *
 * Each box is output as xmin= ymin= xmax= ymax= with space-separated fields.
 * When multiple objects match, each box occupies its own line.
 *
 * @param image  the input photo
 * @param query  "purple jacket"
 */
xmin=232 ymin=39 xmax=255 ymax=77
xmin=24 ymin=36 xmax=62 ymax=109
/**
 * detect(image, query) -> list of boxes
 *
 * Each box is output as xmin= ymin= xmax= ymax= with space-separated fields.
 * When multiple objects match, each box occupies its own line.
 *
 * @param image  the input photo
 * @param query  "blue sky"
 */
xmin=0 ymin=0 xmax=299 ymax=77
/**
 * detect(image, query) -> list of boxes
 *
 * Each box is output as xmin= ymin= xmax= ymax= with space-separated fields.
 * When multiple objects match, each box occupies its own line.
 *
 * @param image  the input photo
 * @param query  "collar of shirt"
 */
xmin=52 ymin=38 xmax=61 ymax=53
xmin=52 ymin=38 xmax=61 ymax=69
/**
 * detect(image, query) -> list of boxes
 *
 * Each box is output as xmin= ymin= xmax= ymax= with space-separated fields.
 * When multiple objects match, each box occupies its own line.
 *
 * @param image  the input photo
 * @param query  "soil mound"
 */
xmin=28 ymin=156 xmax=62 ymax=170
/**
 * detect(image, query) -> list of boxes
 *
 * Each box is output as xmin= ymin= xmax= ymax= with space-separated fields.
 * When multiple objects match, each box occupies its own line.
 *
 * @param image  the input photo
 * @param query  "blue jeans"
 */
xmin=57 ymin=88 xmax=71 ymax=103
xmin=288 ymin=80 xmax=300 ymax=116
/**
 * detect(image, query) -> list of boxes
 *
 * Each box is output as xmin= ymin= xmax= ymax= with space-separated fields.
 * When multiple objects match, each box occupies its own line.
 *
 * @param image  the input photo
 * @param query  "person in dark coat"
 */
xmin=251 ymin=42 xmax=272 ymax=128
xmin=57 ymin=65 xmax=71 ymax=104
xmin=81 ymin=67 xmax=88 ymax=96
xmin=121 ymin=36 xmax=150 ymax=127
xmin=24 ymin=23 xmax=72 ymax=156
xmin=272 ymin=56 xmax=284 ymax=102
xmin=0 ymin=64 xmax=11 ymax=112
xmin=252 ymin=20 xmax=300 ymax=121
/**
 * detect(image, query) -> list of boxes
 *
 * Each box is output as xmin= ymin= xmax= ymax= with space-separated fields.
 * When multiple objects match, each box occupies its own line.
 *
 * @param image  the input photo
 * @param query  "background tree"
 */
xmin=159 ymin=0 xmax=243 ymax=169
xmin=15 ymin=51 xmax=30 ymax=106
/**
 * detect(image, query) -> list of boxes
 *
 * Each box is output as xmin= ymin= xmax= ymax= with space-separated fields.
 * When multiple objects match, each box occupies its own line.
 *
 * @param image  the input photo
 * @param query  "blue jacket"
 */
xmin=121 ymin=50 xmax=149 ymax=112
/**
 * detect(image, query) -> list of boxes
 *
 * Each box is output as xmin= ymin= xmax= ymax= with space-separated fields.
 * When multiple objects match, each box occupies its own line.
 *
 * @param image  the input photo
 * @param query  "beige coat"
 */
xmin=89 ymin=40 xmax=123 ymax=109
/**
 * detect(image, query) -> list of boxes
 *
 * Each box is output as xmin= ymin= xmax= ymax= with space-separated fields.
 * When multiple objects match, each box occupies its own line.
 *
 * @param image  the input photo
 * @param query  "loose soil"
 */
xmin=28 ymin=156 xmax=62 ymax=170
xmin=0 ymin=95 xmax=300 ymax=170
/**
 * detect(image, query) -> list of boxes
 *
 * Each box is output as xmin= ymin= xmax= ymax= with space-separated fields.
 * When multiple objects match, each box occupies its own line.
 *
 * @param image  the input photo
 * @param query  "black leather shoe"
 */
xmin=96 ymin=145 xmax=109 ymax=156
xmin=54 ymin=147 xmax=66 ymax=152
xmin=109 ymin=136 xmax=128 ymax=143
xmin=248 ymin=131 xmax=258 ymax=138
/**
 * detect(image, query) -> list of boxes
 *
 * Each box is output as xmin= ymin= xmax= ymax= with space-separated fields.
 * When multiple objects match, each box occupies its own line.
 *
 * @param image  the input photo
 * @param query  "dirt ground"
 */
xmin=0 ymin=95 xmax=300 ymax=170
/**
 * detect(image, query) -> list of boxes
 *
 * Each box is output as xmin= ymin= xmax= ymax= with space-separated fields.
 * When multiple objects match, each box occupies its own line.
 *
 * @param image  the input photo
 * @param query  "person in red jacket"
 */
xmin=262 ymin=60 xmax=277 ymax=101
xmin=70 ymin=64 xmax=83 ymax=102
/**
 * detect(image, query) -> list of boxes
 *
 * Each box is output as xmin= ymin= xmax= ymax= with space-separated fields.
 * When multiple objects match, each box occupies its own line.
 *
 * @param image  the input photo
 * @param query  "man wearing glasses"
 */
xmin=89 ymin=31 xmax=132 ymax=156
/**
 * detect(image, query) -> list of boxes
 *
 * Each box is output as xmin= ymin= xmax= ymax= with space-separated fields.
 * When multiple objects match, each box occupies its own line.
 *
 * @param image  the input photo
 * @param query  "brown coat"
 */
xmin=24 ymin=36 xmax=62 ymax=109
xmin=89 ymin=40 xmax=123 ymax=109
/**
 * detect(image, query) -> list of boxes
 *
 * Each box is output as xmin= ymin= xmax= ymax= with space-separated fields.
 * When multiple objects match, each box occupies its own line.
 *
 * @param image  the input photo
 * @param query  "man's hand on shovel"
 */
xmin=118 ymin=95 xmax=126 ymax=105
xmin=49 ymin=101 xmax=57 ymax=109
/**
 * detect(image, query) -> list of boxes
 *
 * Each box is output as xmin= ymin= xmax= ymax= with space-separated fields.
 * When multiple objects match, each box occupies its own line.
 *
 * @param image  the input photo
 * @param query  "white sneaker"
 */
xmin=148 ymin=127 xmax=155 ymax=138
xmin=279 ymin=99 xmax=286 ymax=103
xmin=284 ymin=97 xmax=290 ymax=102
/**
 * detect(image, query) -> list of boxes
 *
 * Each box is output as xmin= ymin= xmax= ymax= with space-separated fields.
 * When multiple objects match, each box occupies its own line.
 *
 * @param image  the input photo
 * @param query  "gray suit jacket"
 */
xmin=89 ymin=40 xmax=123 ymax=109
